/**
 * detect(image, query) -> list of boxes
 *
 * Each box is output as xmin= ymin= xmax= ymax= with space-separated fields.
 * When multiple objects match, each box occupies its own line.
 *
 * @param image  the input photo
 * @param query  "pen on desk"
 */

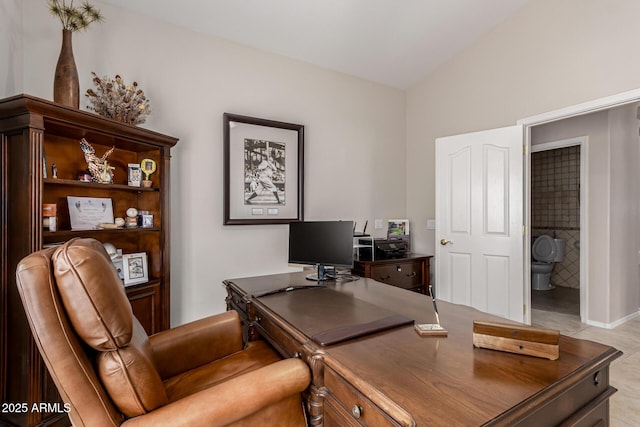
xmin=429 ymin=284 xmax=440 ymax=325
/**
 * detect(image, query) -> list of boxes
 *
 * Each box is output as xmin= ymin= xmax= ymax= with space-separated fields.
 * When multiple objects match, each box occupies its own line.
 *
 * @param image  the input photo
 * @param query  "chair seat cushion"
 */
xmin=164 ymin=340 xmax=281 ymax=402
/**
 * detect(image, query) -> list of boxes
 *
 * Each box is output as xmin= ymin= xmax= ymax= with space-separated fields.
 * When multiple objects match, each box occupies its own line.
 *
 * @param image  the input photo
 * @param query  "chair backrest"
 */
xmin=16 ymin=238 xmax=168 ymax=426
xmin=16 ymin=243 xmax=124 ymax=427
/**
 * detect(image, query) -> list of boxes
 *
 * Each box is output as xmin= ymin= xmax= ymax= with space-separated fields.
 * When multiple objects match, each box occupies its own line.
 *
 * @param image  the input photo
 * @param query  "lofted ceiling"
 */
xmin=98 ymin=0 xmax=531 ymax=89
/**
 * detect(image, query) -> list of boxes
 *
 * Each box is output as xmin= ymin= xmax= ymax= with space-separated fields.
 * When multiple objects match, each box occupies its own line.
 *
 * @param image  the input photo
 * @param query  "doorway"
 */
xmin=521 ymin=93 xmax=640 ymax=327
xmin=529 ymin=137 xmax=587 ymax=324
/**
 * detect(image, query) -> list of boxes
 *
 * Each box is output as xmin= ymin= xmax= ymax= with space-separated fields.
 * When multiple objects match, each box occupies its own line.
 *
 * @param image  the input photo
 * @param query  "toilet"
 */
xmin=531 ymin=235 xmax=565 ymax=291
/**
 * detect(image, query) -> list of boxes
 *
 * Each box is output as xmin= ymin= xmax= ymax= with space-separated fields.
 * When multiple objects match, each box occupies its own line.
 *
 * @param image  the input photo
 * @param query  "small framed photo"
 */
xmin=128 ymin=163 xmax=142 ymax=187
xmin=142 ymin=214 xmax=153 ymax=228
xmin=387 ymin=219 xmax=409 ymax=238
xmin=122 ymin=252 xmax=148 ymax=286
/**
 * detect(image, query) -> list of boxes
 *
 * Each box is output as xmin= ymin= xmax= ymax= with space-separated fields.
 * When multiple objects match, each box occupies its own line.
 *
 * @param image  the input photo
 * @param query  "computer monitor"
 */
xmin=288 ymin=220 xmax=354 ymax=281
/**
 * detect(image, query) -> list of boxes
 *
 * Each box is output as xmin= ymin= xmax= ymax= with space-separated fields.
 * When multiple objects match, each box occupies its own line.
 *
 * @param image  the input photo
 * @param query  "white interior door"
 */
xmin=435 ymin=125 xmax=524 ymax=322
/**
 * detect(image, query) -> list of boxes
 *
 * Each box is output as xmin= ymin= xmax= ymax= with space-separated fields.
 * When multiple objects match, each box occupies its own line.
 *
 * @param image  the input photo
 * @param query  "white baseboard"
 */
xmin=586 ymin=310 xmax=640 ymax=329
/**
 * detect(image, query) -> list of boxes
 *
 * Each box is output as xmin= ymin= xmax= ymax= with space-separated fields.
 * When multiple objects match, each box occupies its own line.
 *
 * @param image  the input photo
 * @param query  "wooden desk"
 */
xmin=223 ymin=272 xmax=621 ymax=426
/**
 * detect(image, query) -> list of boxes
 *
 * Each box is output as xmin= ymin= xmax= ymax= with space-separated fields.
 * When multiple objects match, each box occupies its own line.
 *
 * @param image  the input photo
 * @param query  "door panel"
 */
xmin=436 ymin=125 xmax=524 ymax=322
xmin=484 ymin=145 xmax=509 ymax=235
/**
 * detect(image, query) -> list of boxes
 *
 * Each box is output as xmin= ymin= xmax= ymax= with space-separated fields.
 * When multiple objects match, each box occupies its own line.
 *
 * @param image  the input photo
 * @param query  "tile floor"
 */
xmin=532 ymin=309 xmax=640 ymax=426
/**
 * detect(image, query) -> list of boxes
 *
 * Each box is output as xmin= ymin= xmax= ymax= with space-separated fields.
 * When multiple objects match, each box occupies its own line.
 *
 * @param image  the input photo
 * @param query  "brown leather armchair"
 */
xmin=16 ymin=238 xmax=310 ymax=426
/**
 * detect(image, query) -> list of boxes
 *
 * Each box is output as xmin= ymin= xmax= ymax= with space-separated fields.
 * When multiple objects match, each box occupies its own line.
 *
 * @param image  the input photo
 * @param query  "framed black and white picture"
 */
xmin=122 ymin=252 xmax=148 ymax=286
xmin=223 ymin=113 xmax=304 ymax=225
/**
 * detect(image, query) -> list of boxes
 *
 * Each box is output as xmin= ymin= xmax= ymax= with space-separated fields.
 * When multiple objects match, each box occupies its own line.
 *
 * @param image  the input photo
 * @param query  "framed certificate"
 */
xmin=67 ymin=196 xmax=114 ymax=230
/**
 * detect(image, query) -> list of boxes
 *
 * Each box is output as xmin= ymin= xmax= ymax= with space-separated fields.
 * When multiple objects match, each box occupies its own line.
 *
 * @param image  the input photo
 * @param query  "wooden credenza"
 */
xmin=352 ymin=253 xmax=431 ymax=294
xmin=224 ymin=272 xmax=622 ymax=427
xmin=0 ymin=94 xmax=177 ymax=427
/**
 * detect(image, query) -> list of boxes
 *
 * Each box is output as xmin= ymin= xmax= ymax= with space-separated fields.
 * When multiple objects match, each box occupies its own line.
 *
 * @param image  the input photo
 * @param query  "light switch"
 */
xmin=374 ymin=219 xmax=384 ymax=229
xmin=427 ymin=219 xmax=436 ymax=230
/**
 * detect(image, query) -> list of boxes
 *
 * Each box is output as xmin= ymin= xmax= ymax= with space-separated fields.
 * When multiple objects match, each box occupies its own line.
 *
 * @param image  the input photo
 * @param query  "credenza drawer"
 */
xmin=324 ymin=367 xmax=400 ymax=427
xmin=370 ymin=262 xmax=422 ymax=290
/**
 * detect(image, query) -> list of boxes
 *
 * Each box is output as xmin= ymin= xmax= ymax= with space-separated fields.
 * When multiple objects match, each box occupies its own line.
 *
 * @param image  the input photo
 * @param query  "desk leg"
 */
xmin=305 ymin=349 xmax=326 ymax=426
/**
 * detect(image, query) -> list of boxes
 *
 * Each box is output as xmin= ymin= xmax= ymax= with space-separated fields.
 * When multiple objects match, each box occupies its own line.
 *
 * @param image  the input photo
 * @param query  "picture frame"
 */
xmin=127 ymin=163 xmax=142 ymax=187
xmin=387 ymin=219 xmax=410 ymax=250
xmin=122 ymin=252 xmax=148 ymax=286
xmin=142 ymin=214 xmax=154 ymax=228
xmin=387 ymin=219 xmax=410 ymax=238
xmin=67 ymin=196 xmax=114 ymax=230
xmin=224 ymin=113 xmax=304 ymax=225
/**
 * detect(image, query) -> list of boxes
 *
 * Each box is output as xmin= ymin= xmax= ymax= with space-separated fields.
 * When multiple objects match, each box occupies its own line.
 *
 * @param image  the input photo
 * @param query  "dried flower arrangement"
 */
xmin=86 ymin=73 xmax=151 ymax=125
xmin=47 ymin=0 xmax=104 ymax=31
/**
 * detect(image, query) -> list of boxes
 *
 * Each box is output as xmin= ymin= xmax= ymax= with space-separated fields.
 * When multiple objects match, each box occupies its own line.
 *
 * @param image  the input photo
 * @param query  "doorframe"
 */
xmin=518 ymin=87 xmax=640 ymax=324
xmin=530 ymin=137 xmax=588 ymax=323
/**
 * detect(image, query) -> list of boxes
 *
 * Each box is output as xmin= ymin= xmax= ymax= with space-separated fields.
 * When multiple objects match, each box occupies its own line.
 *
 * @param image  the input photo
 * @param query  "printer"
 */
xmin=357 ymin=237 xmax=408 ymax=259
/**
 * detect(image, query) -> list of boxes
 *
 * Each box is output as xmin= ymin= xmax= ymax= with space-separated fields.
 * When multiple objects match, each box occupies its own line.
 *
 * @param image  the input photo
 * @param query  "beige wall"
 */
xmin=14 ymin=0 xmax=406 ymax=324
xmin=407 ymin=0 xmax=640 ymax=323
xmin=608 ymin=104 xmax=640 ymax=322
xmin=0 ymin=0 xmax=22 ymax=95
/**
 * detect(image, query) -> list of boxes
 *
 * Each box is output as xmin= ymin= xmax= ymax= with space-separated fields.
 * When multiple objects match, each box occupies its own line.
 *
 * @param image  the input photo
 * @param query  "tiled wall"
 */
xmin=531 ymin=146 xmax=580 ymax=229
xmin=531 ymin=146 xmax=580 ymax=289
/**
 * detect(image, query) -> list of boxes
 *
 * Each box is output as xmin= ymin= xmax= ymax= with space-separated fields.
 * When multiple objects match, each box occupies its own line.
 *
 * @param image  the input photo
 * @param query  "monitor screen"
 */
xmin=288 ymin=221 xmax=354 ymax=280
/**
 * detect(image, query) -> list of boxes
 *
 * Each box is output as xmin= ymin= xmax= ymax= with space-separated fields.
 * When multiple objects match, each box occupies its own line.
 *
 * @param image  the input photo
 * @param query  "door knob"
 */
xmin=440 ymin=239 xmax=453 ymax=246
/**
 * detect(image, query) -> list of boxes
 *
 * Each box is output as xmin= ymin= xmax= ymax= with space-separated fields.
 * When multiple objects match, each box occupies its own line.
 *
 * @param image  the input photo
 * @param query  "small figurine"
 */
xmin=79 ymin=138 xmax=115 ymax=184
xmin=51 ymin=163 xmax=57 ymax=179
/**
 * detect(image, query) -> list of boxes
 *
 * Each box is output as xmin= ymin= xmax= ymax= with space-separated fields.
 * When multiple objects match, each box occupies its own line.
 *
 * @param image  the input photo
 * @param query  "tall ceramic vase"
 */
xmin=53 ymin=29 xmax=80 ymax=109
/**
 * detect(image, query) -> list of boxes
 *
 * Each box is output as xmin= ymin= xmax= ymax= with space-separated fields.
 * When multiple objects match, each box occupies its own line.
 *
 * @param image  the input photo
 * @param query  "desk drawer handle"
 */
xmin=352 ymin=405 xmax=363 ymax=419
xmin=594 ymin=371 xmax=600 ymax=386
xmin=405 ymin=272 xmax=417 ymax=278
xmin=379 ymin=275 xmax=391 ymax=281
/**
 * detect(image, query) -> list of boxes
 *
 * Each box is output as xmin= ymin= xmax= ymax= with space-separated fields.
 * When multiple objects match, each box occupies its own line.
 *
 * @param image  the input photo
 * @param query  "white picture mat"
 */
xmin=229 ymin=121 xmax=299 ymax=220
xmin=67 ymin=196 xmax=114 ymax=230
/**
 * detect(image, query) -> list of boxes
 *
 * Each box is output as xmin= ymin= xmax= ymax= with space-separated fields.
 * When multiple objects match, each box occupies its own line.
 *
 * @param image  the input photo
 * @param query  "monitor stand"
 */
xmin=305 ymin=264 xmax=334 ymax=282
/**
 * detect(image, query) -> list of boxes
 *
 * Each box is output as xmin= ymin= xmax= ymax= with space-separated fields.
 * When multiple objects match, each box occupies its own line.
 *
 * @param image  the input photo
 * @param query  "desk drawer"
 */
xmin=559 ymin=396 xmax=609 ymax=427
xmin=226 ymin=287 xmax=248 ymax=316
xmin=324 ymin=367 xmax=399 ymax=427
xmin=370 ymin=262 xmax=422 ymax=290
xmin=225 ymin=287 xmax=258 ymax=342
xmin=255 ymin=308 xmax=301 ymax=358
xmin=515 ymin=368 xmax=612 ymax=426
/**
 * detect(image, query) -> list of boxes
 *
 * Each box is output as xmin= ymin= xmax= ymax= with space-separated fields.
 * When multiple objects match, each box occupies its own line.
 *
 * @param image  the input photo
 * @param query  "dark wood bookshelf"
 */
xmin=0 ymin=94 xmax=178 ymax=427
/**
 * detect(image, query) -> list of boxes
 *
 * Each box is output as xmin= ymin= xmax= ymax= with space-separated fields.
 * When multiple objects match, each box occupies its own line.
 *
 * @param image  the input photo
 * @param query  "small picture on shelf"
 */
xmin=142 ymin=214 xmax=153 ymax=228
xmin=128 ymin=163 xmax=142 ymax=187
xmin=122 ymin=252 xmax=148 ymax=286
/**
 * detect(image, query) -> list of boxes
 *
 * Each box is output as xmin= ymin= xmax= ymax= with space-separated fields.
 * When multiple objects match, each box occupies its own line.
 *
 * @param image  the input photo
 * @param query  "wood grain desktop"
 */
xmin=224 ymin=272 xmax=622 ymax=426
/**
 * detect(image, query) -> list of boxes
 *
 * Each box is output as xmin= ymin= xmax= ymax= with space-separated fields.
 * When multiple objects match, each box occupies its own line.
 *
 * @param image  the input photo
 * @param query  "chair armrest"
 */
xmin=121 ymin=358 xmax=310 ymax=427
xmin=149 ymin=311 xmax=244 ymax=379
